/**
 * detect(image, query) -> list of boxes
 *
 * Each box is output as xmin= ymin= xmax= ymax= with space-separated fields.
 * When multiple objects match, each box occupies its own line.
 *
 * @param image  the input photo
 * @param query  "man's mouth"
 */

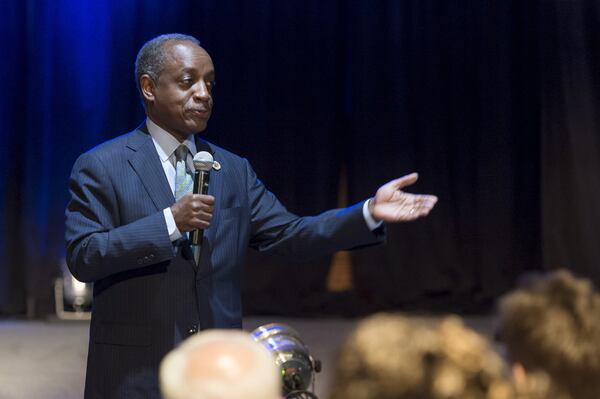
xmin=188 ymin=108 xmax=211 ymax=119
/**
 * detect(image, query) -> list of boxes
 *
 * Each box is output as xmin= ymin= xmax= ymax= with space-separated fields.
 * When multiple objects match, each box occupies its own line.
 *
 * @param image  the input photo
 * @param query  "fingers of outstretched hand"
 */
xmin=388 ymin=172 xmax=419 ymax=190
xmin=418 ymin=194 xmax=438 ymax=209
xmin=413 ymin=195 xmax=438 ymax=214
xmin=372 ymin=190 xmax=437 ymax=222
xmin=396 ymin=194 xmax=437 ymax=220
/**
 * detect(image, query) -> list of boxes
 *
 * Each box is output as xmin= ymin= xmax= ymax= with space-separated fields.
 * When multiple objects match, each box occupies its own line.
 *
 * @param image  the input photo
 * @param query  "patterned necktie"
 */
xmin=174 ymin=144 xmax=193 ymax=201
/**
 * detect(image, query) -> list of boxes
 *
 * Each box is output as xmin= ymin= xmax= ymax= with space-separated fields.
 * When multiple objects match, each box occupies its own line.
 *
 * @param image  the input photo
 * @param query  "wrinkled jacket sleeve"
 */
xmin=245 ymin=159 xmax=385 ymax=261
xmin=65 ymin=152 xmax=174 ymax=282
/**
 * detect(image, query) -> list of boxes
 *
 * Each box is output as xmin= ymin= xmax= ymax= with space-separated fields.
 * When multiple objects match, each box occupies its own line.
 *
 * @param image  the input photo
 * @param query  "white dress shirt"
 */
xmin=147 ymin=118 xmax=196 ymax=242
xmin=146 ymin=117 xmax=381 ymax=243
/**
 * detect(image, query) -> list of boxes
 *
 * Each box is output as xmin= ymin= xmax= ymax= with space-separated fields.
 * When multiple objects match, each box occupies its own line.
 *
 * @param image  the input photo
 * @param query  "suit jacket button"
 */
xmin=188 ymin=325 xmax=198 ymax=335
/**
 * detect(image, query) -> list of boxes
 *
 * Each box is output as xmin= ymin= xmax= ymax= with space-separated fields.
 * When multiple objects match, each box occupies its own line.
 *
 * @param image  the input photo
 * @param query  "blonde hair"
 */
xmin=160 ymin=329 xmax=281 ymax=399
xmin=512 ymin=368 xmax=571 ymax=399
xmin=331 ymin=313 xmax=513 ymax=399
xmin=497 ymin=269 xmax=600 ymax=399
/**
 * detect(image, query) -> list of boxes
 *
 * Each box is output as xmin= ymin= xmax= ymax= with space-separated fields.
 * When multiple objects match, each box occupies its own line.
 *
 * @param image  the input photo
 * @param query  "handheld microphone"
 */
xmin=190 ymin=151 xmax=214 ymax=263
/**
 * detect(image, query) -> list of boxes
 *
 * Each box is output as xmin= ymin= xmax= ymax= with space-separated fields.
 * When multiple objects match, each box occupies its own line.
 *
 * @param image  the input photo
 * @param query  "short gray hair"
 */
xmin=134 ymin=33 xmax=201 ymax=96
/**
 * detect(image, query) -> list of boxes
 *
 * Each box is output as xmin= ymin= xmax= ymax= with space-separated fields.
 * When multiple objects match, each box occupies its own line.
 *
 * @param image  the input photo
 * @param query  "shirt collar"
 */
xmin=146 ymin=117 xmax=197 ymax=162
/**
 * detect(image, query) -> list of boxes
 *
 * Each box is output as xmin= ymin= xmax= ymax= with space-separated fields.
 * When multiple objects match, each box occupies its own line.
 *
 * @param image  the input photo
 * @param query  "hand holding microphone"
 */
xmin=170 ymin=151 xmax=215 ymax=234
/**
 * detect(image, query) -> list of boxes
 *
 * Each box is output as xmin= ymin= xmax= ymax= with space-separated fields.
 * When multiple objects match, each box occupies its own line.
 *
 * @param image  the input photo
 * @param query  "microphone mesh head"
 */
xmin=193 ymin=151 xmax=214 ymax=172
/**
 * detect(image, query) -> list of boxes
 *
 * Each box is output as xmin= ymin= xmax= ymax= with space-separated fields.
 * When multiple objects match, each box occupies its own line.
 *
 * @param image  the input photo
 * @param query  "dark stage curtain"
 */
xmin=541 ymin=0 xmax=600 ymax=286
xmin=0 ymin=1 xmax=598 ymax=317
xmin=343 ymin=1 xmax=543 ymax=312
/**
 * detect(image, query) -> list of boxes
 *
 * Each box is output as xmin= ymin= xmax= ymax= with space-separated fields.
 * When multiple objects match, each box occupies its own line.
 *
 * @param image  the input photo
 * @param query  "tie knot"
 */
xmin=175 ymin=145 xmax=188 ymax=162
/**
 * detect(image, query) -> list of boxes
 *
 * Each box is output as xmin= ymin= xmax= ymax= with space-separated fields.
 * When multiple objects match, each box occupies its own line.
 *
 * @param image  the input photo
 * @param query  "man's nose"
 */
xmin=193 ymin=81 xmax=210 ymax=101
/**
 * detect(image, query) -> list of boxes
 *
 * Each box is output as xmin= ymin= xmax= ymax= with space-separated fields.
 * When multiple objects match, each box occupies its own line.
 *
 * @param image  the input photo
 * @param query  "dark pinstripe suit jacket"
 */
xmin=65 ymin=125 xmax=384 ymax=398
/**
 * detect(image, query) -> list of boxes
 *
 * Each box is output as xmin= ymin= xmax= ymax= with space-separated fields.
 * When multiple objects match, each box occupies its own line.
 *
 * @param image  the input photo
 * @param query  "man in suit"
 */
xmin=65 ymin=33 xmax=437 ymax=398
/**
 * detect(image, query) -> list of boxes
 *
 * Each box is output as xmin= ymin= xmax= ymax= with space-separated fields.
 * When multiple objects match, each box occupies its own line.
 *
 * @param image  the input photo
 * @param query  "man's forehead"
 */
xmin=166 ymin=41 xmax=210 ymax=59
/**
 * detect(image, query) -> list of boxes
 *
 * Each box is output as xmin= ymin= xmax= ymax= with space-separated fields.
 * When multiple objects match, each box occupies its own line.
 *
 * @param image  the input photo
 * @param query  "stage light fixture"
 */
xmin=54 ymin=258 xmax=92 ymax=320
xmin=251 ymin=323 xmax=321 ymax=399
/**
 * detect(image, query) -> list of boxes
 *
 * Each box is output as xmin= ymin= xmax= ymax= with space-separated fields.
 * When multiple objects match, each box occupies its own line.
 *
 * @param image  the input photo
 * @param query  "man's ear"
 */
xmin=512 ymin=362 xmax=527 ymax=388
xmin=140 ymin=74 xmax=156 ymax=103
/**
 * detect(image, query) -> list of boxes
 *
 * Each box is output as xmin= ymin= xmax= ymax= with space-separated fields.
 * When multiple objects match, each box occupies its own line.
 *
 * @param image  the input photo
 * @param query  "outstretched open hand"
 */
xmin=368 ymin=173 xmax=438 ymax=222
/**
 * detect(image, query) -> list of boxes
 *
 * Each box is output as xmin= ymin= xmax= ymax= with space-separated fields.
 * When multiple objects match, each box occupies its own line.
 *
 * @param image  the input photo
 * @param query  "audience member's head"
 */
xmin=160 ymin=329 xmax=281 ymax=399
xmin=330 ymin=313 xmax=514 ymax=399
xmin=510 ymin=365 xmax=570 ymax=399
xmin=497 ymin=269 xmax=600 ymax=399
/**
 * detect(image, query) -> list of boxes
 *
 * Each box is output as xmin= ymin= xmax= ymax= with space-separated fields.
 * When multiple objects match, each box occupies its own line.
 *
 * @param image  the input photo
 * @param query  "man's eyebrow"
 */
xmin=179 ymin=67 xmax=196 ymax=74
xmin=179 ymin=68 xmax=215 ymax=78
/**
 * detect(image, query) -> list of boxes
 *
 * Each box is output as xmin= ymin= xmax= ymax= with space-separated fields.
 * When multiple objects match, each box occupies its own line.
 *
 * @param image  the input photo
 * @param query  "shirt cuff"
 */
xmin=363 ymin=199 xmax=383 ymax=231
xmin=163 ymin=207 xmax=182 ymax=242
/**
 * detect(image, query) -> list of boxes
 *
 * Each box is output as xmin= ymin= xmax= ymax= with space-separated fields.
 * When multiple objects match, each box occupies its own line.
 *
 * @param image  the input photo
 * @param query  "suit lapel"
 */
xmin=125 ymin=127 xmax=223 ymax=273
xmin=127 ymin=128 xmax=175 ymax=211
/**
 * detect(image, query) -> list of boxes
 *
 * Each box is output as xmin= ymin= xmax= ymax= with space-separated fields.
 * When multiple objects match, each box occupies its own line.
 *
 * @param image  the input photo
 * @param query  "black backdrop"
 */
xmin=1 ymin=0 xmax=599 ymax=317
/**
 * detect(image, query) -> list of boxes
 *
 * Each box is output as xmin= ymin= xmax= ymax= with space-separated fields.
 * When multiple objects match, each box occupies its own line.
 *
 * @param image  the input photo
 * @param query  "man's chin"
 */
xmin=192 ymin=122 xmax=208 ymax=133
xmin=185 ymin=118 xmax=209 ymax=134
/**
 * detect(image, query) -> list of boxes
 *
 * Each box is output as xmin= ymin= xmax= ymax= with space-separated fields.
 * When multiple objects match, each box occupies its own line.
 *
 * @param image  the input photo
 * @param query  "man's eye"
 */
xmin=180 ymin=78 xmax=192 ymax=86
xmin=207 ymin=81 xmax=216 ymax=89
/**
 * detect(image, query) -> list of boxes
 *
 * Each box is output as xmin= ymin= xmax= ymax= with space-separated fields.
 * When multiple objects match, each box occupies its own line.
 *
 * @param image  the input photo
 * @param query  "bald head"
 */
xmin=160 ymin=330 xmax=281 ymax=399
xmin=184 ymin=338 xmax=257 ymax=382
